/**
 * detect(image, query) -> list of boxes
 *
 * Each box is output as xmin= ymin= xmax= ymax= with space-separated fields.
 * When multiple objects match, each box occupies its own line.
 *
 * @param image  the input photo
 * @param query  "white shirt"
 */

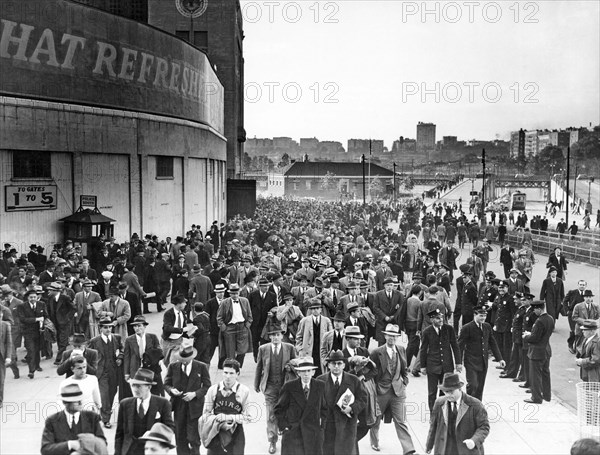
xmin=182 ymin=362 xmax=192 ymax=375
xmin=137 ymin=335 xmax=145 ymax=355
xmin=272 ymin=344 xmax=280 ymax=356
xmin=346 ymin=347 xmax=356 ymax=357
xmin=230 ymin=299 xmax=245 ymax=324
xmin=313 ymin=316 xmax=321 ymax=325
xmin=330 ymin=373 xmax=342 ymax=385
xmin=138 ymin=395 xmax=150 ymax=414
xmin=386 ymin=346 xmax=396 ymax=358
xmin=169 ymin=310 xmax=184 ymax=339
xmin=101 ymin=334 xmax=112 ymax=344
xmin=64 ymin=410 xmax=80 ymax=429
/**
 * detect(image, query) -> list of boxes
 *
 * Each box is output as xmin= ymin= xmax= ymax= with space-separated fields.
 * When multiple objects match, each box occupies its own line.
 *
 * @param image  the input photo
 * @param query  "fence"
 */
xmin=576 ymin=382 xmax=600 ymax=441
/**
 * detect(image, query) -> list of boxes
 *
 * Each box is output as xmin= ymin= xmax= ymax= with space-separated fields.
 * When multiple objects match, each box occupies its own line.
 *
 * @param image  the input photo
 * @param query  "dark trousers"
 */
xmin=453 ymin=309 xmax=462 ymax=333
xmin=495 ymin=331 xmax=512 ymax=365
xmin=174 ymin=407 xmax=201 ymax=455
xmin=157 ymin=281 xmax=170 ymax=311
xmin=529 ymin=357 xmax=551 ymax=402
xmin=99 ymin=373 xmax=119 ymax=423
xmin=0 ymin=357 xmax=5 ymax=404
xmin=55 ymin=323 xmax=71 ymax=362
xmin=567 ymin=316 xmax=577 ymax=349
xmin=505 ymin=342 xmax=522 ymax=378
xmin=207 ymin=425 xmax=244 ymax=455
xmin=23 ymin=332 xmax=41 ymax=373
xmin=405 ymin=323 xmax=419 ymax=368
xmin=521 ymin=346 xmax=529 ymax=383
xmin=426 ymin=371 xmax=444 ymax=411
xmin=465 ymin=367 xmax=487 ymax=401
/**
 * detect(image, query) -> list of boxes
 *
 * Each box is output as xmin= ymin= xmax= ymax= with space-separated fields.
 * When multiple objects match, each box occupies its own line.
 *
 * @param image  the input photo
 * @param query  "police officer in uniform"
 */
xmin=492 ymin=280 xmax=515 ymax=373
xmin=517 ymin=293 xmax=537 ymax=388
xmin=501 ymin=292 xmax=526 ymax=380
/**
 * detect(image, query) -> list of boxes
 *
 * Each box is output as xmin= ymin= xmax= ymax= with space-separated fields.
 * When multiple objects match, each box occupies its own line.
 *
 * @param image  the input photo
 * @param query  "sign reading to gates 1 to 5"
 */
xmin=5 ymin=185 xmax=57 ymax=211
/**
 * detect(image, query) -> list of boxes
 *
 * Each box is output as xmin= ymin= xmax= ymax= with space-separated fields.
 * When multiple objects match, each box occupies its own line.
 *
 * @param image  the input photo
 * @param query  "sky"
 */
xmin=240 ymin=0 xmax=600 ymax=147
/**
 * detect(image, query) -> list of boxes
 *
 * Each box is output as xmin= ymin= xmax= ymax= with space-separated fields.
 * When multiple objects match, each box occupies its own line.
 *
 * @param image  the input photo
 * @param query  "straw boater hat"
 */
xmin=174 ymin=340 xmax=197 ymax=362
xmin=139 ymin=423 xmax=176 ymax=449
xmin=129 ymin=368 xmax=157 ymax=385
xmin=59 ymin=383 xmax=84 ymax=402
xmin=438 ymin=372 xmax=465 ymax=392
xmin=344 ymin=326 xmax=364 ymax=339
xmin=295 ymin=357 xmax=318 ymax=371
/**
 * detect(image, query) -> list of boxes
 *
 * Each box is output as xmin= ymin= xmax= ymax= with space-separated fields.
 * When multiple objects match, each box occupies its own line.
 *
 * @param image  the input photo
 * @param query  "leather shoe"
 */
xmin=104 ymin=422 xmax=112 ymax=429
xmin=500 ymin=374 xmax=514 ymax=379
xmin=371 ymin=445 xmax=380 ymax=452
xmin=524 ymin=398 xmax=542 ymax=404
xmin=13 ymin=371 xmax=19 ymax=379
xmin=513 ymin=378 xmax=524 ymax=382
xmin=518 ymin=384 xmax=529 ymax=388
xmin=525 ymin=389 xmax=531 ymax=393
xmin=412 ymin=370 xmax=421 ymax=377
xmin=27 ymin=373 xmax=34 ymax=379
xmin=268 ymin=442 xmax=276 ymax=454
xmin=495 ymin=366 xmax=505 ymax=369
xmin=36 ymin=367 xmax=43 ymax=372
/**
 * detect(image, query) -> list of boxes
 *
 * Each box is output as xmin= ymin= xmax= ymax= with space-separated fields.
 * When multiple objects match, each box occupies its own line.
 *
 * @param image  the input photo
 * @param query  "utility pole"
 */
xmin=393 ymin=162 xmax=397 ymax=204
xmin=565 ymin=146 xmax=570 ymax=227
xmin=361 ymin=154 xmax=366 ymax=205
xmin=481 ymin=148 xmax=486 ymax=220
xmin=368 ymin=140 xmax=372 ymax=202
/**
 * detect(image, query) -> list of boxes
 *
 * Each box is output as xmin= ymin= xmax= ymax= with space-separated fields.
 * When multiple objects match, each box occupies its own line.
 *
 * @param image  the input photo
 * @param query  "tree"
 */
xmin=572 ymin=134 xmax=600 ymax=161
xmin=278 ymin=153 xmax=290 ymax=168
xmin=242 ymin=152 xmax=252 ymax=170
xmin=368 ymin=177 xmax=383 ymax=196
xmin=320 ymin=171 xmax=337 ymax=190
xmin=534 ymin=145 xmax=564 ymax=174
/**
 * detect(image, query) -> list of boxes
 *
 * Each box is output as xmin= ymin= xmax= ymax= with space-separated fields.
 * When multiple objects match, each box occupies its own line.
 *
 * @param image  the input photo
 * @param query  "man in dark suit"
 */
xmin=115 ymin=368 xmax=175 ymax=455
xmin=41 ymin=383 xmax=107 ymax=455
xmin=345 ymin=301 xmax=369 ymax=341
xmin=88 ymin=317 xmax=124 ymax=428
xmin=369 ymin=324 xmax=416 ymax=454
xmin=420 ymin=308 xmax=462 ymax=411
xmin=204 ymin=283 xmax=226 ymax=367
xmin=453 ymin=264 xmax=470 ymax=332
xmin=373 ymin=278 xmax=406 ymax=345
xmin=425 ymin=373 xmax=490 ymax=455
xmin=217 ymin=283 xmax=253 ymax=367
xmin=274 ymin=358 xmax=327 ymax=455
xmin=564 ymin=280 xmax=587 ymax=354
xmin=317 ymin=350 xmax=367 ymax=455
xmin=56 ymin=333 xmax=99 ymax=378
xmin=188 ymin=265 xmax=213 ymax=306
xmin=248 ymin=278 xmax=276 ymax=361
xmin=161 ymin=295 xmax=190 ymax=367
xmin=499 ymin=242 xmax=515 ymax=278
xmin=164 ymin=341 xmax=211 ymax=455
xmin=438 ymin=240 xmax=459 ymax=283
xmin=254 ymin=318 xmax=296 ymax=453
xmin=458 ymin=306 xmax=505 ymax=401
xmin=46 ymin=282 xmax=76 ymax=365
xmin=16 ymin=289 xmax=47 ymax=378
xmin=115 ymin=282 xmax=142 ymax=337
xmin=523 ymin=300 xmax=555 ymax=404
xmin=539 ymin=267 xmax=565 ymax=320
xmin=341 ymin=244 xmax=360 ymax=272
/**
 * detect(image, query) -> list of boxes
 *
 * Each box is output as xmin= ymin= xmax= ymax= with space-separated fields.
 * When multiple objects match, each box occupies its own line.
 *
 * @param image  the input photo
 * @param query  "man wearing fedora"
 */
xmin=317 ymin=349 xmax=367 ymax=455
xmin=17 ymin=289 xmax=47 ymax=378
xmin=539 ymin=266 xmax=565 ymax=320
xmin=217 ymin=283 xmax=253 ymax=367
xmin=88 ymin=317 xmax=124 ymax=428
xmin=457 ymin=305 xmax=504 ymax=401
xmin=373 ymin=277 xmax=407 ymax=346
xmin=248 ymin=277 xmax=276 ymax=361
xmin=162 ymin=294 xmax=191 ymax=368
xmin=115 ymin=368 xmax=174 ymax=455
xmin=320 ymin=310 xmax=348 ymax=369
xmin=73 ymin=279 xmax=102 ymax=337
xmin=420 ymin=308 xmax=462 ymax=411
xmin=165 ymin=339 xmax=211 ymax=455
xmin=99 ymin=285 xmax=131 ymax=340
xmin=205 ymin=283 xmax=227 ymax=367
xmin=563 ymin=280 xmax=588 ymax=354
xmin=41 ymin=383 xmax=107 ymax=455
xmin=254 ymin=317 xmax=296 ymax=454
xmin=575 ymin=319 xmax=600 ymax=382
xmin=275 ymin=357 xmax=327 ymax=455
xmin=57 ymin=333 xmax=99 ymax=378
xmin=139 ymin=422 xmax=176 ymax=454
xmin=46 ymin=282 xmax=77 ymax=366
xmin=369 ymin=323 xmax=416 ymax=454
xmin=425 ymin=372 xmax=490 ymax=455
xmin=571 ymin=290 xmax=600 ymax=352
xmin=189 ymin=264 xmax=214 ymax=308
xmin=296 ymin=299 xmax=332 ymax=376
xmin=522 ymin=300 xmax=555 ymax=404
xmin=123 ymin=316 xmax=163 ymax=399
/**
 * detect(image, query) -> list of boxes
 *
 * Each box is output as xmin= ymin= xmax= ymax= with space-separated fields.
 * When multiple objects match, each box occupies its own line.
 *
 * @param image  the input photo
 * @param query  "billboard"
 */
xmin=0 ymin=0 xmax=224 ymax=133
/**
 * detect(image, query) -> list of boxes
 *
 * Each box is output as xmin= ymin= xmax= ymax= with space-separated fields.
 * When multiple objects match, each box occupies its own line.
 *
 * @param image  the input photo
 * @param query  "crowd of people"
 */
xmin=0 ymin=195 xmax=598 ymax=455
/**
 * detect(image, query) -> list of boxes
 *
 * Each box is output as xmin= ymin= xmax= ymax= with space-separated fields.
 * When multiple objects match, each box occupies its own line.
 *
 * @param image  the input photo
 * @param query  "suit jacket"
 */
xmin=0 ymin=320 xmax=13 ymax=361
xmin=317 ymin=371 xmax=367 ymax=455
xmin=47 ymin=294 xmax=76 ymax=327
xmin=426 ymin=392 xmax=490 ymax=455
xmin=164 ymin=359 xmax=211 ymax=419
xmin=524 ymin=313 xmax=554 ymax=360
xmin=345 ymin=314 xmax=368 ymax=338
xmin=572 ymin=302 xmax=600 ymax=335
xmin=123 ymin=332 xmax=162 ymax=377
xmin=420 ymin=324 xmax=461 ymax=374
xmin=6 ymin=296 xmax=23 ymax=326
xmin=373 ymin=290 xmax=406 ymax=342
xmin=216 ymin=297 xmax=253 ymax=331
xmin=16 ymin=300 xmax=47 ymax=335
xmin=99 ymin=298 xmax=131 ymax=339
xmin=114 ymin=396 xmax=174 ymax=455
xmin=296 ymin=315 xmax=332 ymax=372
xmin=238 ymin=266 xmax=260 ymax=286
xmin=248 ymin=290 xmax=276 ymax=336
xmin=189 ymin=273 xmax=214 ymax=304
xmin=370 ymin=344 xmax=409 ymax=397
xmin=506 ymin=277 xmax=525 ymax=297
xmin=439 ymin=246 xmax=459 ymax=270
xmin=458 ymin=321 xmax=502 ymax=372
xmin=562 ymin=289 xmax=586 ymax=317
xmin=320 ymin=330 xmax=348 ymax=368
xmin=122 ymin=272 xmax=145 ymax=298
xmin=577 ymin=333 xmax=600 ymax=382
xmin=254 ymin=342 xmax=296 ymax=392
xmin=57 ymin=348 xmax=99 ymax=377
xmin=539 ymin=277 xmax=565 ymax=317
xmin=87 ymin=334 xmax=124 ymax=379
xmin=73 ymin=291 xmax=102 ymax=331
xmin=161 ymin=308 xmax=188 ymax=340
xmin=41 ymin=410 xmax=106 ymax=455
xmin=274 ymin=377 xmax=327 ymax=455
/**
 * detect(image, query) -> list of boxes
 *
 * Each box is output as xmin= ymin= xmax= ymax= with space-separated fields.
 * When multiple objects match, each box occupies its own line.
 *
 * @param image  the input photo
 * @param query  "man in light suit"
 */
xmin=98 ymin=286 xmax=131 ymax=340
xmin=188 ymin=264 xmax=213 ymax=307
xmin=73 ymin=279 xmax=102 ymax=337
xmin=238 ymin=256 xmax=260 ymax=286
xmin=576 ymin=319 xmax=600 ymax=383
xmin=41 ymin=383 xmax=107 ymax=455
xmin=123 ymin=315 xmax=163 ymax=398
xmin=216 ymin=283 xmax=253 ymax=367
xmin=373 ymin=278 xmax=407 ymax=345
xmin=294 ymin=258 xmax=316 ymax=284
xmin=115 ymin=368 xmax=174 ymax=455
xmin=320 ymin=311 xmax=347 ymax=369
xmin=164 ymin=340 xmax=211 ymax=455
xmin=337 ymin=281 xmax=364 ymax=315
xmin=571 ymin=290 xmax=600 ymax=349
xmin=254 ymin=318 xmax=296 ymax=454
xmin=317 ymin=350 xmax=367 ymax=455
xmin=369 ymin=324 xmax=416 ymax=454
xmin=296 ymin=299 xmax=333 ymax=375
xmin=425 ymin=373 xmax=490 ymax=455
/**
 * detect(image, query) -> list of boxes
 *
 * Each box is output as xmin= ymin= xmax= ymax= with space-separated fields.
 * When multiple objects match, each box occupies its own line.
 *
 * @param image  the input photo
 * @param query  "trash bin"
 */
xmin=576 ymin=382 xmax=600 ymax=440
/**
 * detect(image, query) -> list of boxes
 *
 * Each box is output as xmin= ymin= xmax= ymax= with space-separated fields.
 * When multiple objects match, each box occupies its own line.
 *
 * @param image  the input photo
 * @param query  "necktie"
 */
xmin=138 ymin=400 xmax=145 ymax=420
xmin=304 ymin=386 xmax=309 ymax=399
xmin=176 ymin=311 xmax=181 ymax=329
xmin=182 ymin=364 xmax=188 ymax=376
xmin=451 ymin=401 xmax=457 ymax=416
xmin=334 ymin=378 xmax=340 ymax=391
xmin=333 ymin=291 xmax=338 ymax=307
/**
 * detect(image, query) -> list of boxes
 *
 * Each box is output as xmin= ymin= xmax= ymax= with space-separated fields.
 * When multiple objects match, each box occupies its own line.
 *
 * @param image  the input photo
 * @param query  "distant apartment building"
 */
xmin=524 ymin=130 xmax=539 ymax=158
xmin=416 ymin=122 xmax=436 ymax=154
xmin=510 ymin=129 xmax=525 ymax=159
xmin=347 ymin=139 xmax=385 ymax=157
xmin=567 ymin=127 xmax=590 ymax=146
xmin=442 ymin=136 xmax=458 ymax=147
xmin=300 ymin=138 xmax=320 ymax=152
